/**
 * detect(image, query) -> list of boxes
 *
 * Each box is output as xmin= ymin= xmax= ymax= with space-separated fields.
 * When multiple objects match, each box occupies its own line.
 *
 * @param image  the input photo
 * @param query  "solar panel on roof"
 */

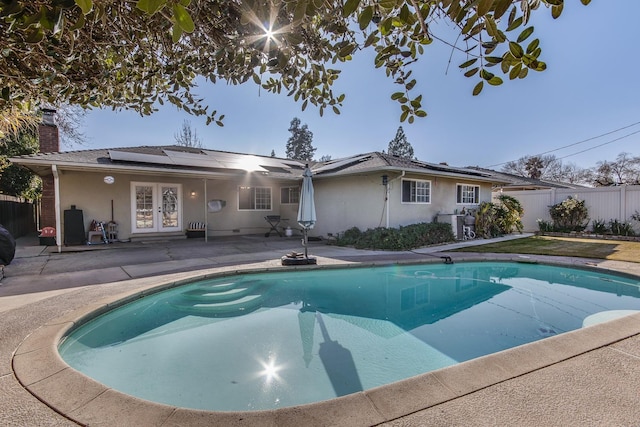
xmin=313 ymin=154 xmax=371 ymax=173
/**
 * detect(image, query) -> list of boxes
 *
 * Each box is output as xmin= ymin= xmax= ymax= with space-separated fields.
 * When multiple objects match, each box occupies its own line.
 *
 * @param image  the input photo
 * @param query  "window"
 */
xmin=401 ymin=179 xmax=431 ymax=203
xmin=238 ymin=186 xmax=272 ymax=210
xmin=457 ymin=184 xmax=480 ymax=204
xmin=280 ymin=186 xmax=300 ymax=204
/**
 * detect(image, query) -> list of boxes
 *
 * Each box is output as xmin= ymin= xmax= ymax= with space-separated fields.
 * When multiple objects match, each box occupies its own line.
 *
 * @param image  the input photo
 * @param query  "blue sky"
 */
xmin=82 ymin=1 xmax=640 ymax=170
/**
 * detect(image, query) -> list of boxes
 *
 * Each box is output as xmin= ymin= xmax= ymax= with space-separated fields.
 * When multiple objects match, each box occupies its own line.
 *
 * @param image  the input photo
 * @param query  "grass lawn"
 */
xmin=451 ymin=235 xmax=640 ymax=263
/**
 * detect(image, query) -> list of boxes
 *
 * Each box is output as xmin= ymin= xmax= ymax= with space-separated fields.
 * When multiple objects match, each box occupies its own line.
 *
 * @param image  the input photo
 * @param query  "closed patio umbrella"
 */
xmin=297 ymin=164 xmax=316 ymax=261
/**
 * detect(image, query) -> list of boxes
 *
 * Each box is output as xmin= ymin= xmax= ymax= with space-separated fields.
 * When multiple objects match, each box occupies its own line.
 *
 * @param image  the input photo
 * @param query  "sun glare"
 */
xmin=259 ymin=357 xmax=283 ymax=383
xmin=264 ymin=26 xmax=275 ymax=41
xmin=239 ymin=4 xmax=293 ymax=52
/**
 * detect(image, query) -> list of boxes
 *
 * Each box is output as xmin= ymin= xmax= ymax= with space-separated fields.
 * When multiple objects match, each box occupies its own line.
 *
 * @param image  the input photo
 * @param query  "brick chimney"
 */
xmin=38 ymin=109 xmax=59 ymax=228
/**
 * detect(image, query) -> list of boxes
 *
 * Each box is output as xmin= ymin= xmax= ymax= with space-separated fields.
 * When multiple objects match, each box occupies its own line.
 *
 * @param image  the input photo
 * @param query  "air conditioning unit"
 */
xmin=436 ymin=214 xmax=465 ymax=239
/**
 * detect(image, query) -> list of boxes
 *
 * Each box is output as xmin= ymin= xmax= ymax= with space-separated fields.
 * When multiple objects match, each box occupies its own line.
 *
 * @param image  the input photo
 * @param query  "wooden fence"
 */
xmin=494 ymin=185 xmax=640 ymax=233
xmin=0 ymin=195 xmax=37 ymax=238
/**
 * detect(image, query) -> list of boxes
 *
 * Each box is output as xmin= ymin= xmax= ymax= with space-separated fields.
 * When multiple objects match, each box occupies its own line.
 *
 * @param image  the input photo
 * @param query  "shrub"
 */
xmin=495 ymin=194 xmax=524 ymax=234
xmin=475 ymin=201 xmax=501 ymax=238
xmin=335 ymin=222 xmax=454 ymax=250
xmin=591 ymin=218 xmax=608 ymax=234
xmin=548 ymin=196 xmax=589 ymax=232
xmin=339 ymin=227 xmax=363 ymax=245
xmin=475 ymin=196 xmax=524 ymax=238
xmin=537 ymin=219 xmax=554 ymax=232
xmin=608 ymin=219 xmax=635 ymax=236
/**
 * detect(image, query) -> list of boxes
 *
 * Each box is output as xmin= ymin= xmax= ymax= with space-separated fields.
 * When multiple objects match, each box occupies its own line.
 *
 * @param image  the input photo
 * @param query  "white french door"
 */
xmin=131 ymin=182 xmax=182 ymax=233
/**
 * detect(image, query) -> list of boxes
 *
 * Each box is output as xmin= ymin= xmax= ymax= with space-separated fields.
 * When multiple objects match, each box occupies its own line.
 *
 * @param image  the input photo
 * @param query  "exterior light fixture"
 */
xmin=381 ymin=175 xmax=388 ymax=186
xmin=103 ymin=176 xmax=115 ymax=184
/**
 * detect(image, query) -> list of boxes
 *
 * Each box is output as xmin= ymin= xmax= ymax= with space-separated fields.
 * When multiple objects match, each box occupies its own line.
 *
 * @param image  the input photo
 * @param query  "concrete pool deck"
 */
xmin=2 ymin=234 xmax=640 ymax=426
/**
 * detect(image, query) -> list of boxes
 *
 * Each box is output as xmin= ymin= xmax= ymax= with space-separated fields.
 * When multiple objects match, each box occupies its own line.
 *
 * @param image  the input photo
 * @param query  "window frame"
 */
xmin=401 ymin=178 xmax=431 ymax=204
xmin=456 ymin=183 xmax=480 ymax=205
xmin=238 ymin=186 xmax=272 ymax=211
xmin=280 ymin=186 xmax=300 ymax=205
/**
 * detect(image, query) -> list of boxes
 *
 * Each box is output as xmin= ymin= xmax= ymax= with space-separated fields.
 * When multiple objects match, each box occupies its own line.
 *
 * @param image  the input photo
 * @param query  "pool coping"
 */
xmin=11 ymin=256 xmax=640 ymax=426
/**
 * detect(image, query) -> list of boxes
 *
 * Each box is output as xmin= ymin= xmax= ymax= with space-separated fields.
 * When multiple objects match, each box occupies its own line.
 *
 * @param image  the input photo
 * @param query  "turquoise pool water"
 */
xmin=59 ymin=262 xmax=640 ymax=411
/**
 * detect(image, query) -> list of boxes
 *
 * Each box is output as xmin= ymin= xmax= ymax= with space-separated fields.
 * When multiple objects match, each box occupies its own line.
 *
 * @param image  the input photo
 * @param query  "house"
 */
xmin=10 ymin=115 xmax=507 ymax=250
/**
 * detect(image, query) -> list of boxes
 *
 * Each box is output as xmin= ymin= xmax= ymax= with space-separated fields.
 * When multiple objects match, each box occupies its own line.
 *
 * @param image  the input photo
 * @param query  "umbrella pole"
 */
xmin=303 ymin=228 xmax=309 ymax=259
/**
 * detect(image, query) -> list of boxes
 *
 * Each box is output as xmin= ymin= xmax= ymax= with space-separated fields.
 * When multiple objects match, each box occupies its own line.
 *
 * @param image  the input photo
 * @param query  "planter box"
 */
xmin=186 ymin=230 xmax=205 ymax=238
xmin=39 ymin=236 xmax=56 ymax=246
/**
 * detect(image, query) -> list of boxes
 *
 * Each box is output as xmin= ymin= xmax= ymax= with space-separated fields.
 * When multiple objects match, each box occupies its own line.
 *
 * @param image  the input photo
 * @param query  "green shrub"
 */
xmin=339 ymin=227 xmax=363 ymax=245
xmin=591 ymin=219 xmax=608 ymax=234
xmin=537 ymin=219 xmax=554 ymax=232
xmin=475 ymin=201 xmax=501 ymax=238
xmin=496 ymin=194 xmax=524 ymax=233
xmin=609 ymin=219 xmax=635 ymax=236
xmin=336 ymin=222 xmax=454 ymax=250
xmin=475 ymin=196 xmax=524 ymax=238
xmin=548 ymin=196 xmax=589 ymax=232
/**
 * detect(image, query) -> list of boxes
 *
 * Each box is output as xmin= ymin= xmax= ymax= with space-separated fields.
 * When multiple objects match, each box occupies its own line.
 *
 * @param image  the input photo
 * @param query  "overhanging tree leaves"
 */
xmin=0 ymin=129 xmax=40 ymax=199
xmin=1 ymin=0 xmax=592 ymax=138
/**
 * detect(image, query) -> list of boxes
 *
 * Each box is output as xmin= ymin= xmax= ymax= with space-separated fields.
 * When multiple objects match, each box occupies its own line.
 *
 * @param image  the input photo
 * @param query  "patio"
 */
xmin=2 ymin=234 xmax=640 ymax=426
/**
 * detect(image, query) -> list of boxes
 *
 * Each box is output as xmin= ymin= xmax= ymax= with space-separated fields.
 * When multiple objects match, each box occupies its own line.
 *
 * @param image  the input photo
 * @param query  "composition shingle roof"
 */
xmin=467 ymin=166 xmax=588 ymax=189
xmin=11 ymin=146 xmax=506 ymax=184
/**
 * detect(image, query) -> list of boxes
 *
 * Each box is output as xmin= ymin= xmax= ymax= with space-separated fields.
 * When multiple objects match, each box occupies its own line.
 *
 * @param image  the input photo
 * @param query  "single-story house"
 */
xmin=10 ymin=115 xmax=508 ymax=250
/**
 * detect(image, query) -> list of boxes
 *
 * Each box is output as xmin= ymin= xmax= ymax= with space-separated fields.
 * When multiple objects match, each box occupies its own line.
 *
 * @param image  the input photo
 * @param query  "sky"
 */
xmin=80 ymin=0 xmax=640 ymax=170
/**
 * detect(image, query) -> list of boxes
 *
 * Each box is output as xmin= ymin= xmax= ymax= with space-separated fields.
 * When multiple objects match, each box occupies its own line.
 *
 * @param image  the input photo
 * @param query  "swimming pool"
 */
xmin=58 ymin=261 xmax=640 ymax=411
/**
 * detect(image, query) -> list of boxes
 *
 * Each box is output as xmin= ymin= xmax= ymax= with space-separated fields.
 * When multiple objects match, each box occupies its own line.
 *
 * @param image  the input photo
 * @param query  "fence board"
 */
xmin=501 ymin=185 xmax=640 ymax=233
xmin=0 ymin=197 xmax=36 ymax=238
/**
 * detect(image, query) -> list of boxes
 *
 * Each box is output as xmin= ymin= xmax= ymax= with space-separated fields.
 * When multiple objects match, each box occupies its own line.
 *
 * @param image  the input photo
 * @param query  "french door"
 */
xmin=131 ymin=182 xmax=182 ymax=233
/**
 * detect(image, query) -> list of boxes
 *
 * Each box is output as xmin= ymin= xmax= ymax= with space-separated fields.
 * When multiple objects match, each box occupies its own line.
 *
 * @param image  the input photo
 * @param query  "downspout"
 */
xmin=386 ymin=171 xmax=405 ymax=228
xmin=52 ymin=165 xmax=62 ymax=253
xmin=203 ymin=178 xmax=208 ymax=243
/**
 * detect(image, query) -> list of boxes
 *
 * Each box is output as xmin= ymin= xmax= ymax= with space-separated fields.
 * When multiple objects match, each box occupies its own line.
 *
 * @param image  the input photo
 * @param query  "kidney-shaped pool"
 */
xmin=58 ymin=261 xmax=640 ymax=411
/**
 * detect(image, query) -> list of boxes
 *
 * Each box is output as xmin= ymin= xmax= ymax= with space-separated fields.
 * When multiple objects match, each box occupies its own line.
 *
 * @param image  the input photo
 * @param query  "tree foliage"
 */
xmin=502 ymin=154 xmax=561 ymax=180
xmin=387 ymin=126 xmax=414 ymax=159
xmin=285 ymin=117 xmax=316 ymax=161
xmin=0 ymin=129 xmax=40 ymax=199
xmin=501 ymin=153 xmax=594 ymax=185
xmin=0 ymin=0 xmax=591 ymax=138
xmin=592 ymin=152 xmax=640 ymax=186
xmin=174 ymin=119 xmax=203 ymax=148
xmin=501 ymin=152 xmax=640 ymax=187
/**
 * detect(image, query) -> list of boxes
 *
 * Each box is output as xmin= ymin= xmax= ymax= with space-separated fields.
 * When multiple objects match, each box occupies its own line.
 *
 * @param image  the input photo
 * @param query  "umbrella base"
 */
xmin=281 ymin=254 xmax=317 ymax=265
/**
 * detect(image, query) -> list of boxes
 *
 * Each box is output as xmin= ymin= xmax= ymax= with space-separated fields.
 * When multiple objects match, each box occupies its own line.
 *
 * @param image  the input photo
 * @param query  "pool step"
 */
xmin=171 ymin=279 xmax=267 ymax=316
xmin=180 ymin=281 xmax=262 ymax=302
xmin=171 ymin=294 xmax=265 ymax=316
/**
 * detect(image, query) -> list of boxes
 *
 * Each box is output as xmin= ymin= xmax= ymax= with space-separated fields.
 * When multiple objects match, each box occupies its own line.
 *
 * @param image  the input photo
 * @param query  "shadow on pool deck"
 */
xmin=2 ymin=233 xmax=640 ymax=426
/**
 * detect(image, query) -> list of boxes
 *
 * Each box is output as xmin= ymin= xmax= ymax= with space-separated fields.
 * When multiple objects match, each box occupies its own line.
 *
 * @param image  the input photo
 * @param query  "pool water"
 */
xmin=58 ymin=262 xmax=640 ymax=411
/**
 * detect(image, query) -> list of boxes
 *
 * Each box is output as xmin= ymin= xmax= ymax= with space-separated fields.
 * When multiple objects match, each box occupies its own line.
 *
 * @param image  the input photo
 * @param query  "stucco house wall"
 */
xmin=205 ymin=177 xmax=300 ymax=237
xmin=58 ymin=171 xmax=201 ymax=240
xmin=58 ymin=171 xmax=303 ymax=240
xmin=310 ymin=172 xmax=493 ymax=237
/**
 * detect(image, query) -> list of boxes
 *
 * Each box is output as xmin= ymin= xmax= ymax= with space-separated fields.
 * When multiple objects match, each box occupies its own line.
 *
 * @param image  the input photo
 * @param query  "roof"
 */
xmin=10 ymin=146 xmax=506 ymax=184
xmin=10 ymin=146 xmax=306 ymax=180
xmin=467 ymin=167 xmax=589 ymax=190
xmin=312 ymin=152 xmax=508 ymax=184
